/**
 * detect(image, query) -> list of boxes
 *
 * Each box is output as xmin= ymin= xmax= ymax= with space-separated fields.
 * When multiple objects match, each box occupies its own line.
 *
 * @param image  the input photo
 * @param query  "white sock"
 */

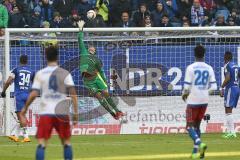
xmin=11 ymin=123 xmax=20 ymax=138
xmin=22 ymin=127 xmax=29 ymax=138
xmin=225 ymin=114 xmax=230 ymax=133
xmin=226 ymin=113 xmax=235 ymax=134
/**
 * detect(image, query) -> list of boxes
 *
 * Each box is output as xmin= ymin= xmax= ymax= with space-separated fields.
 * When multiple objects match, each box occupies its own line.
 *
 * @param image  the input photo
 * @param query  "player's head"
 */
xmin=194 ymin=45 xmax=205 ymax=60
xmin=224 ymin=51 xmax=232 ymax=63
xmin=88 ymin=46 xmax=96 ymax=55
xmin=45 ymin=46 xmax=58 ymax=62
xmin=20 ymin=55 xmax=28 ymax=65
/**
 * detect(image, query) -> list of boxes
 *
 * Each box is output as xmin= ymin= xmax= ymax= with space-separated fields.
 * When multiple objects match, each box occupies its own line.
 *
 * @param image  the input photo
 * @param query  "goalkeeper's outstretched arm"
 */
xmin=77 ymin=20 xmax=89 ymax=55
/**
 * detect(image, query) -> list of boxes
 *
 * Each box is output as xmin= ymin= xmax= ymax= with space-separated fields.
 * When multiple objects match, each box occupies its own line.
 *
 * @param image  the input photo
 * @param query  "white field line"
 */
xmin=0 ymin=139 xmax=233 ymax=147
xmin=76 ymin=152 xmax=240 ymax=160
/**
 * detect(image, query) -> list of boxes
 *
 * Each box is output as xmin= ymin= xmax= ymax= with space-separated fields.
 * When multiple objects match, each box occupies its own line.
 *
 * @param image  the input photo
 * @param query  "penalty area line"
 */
xmin=76 ymin=151 xmax=240 ymax=160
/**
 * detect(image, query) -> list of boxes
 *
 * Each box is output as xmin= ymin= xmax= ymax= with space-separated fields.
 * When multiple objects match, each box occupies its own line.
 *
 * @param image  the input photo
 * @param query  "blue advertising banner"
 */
xmin=10 ymin=44 xmax=239 ymax=96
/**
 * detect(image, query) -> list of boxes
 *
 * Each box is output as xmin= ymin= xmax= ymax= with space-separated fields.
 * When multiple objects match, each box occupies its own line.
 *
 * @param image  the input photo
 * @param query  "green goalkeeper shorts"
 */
xmin=83 ymin=73 xmax=108 ymax=94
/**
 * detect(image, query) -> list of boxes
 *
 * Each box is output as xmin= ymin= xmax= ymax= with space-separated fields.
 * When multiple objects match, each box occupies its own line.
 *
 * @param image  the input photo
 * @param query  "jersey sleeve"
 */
xmin=32 ymin=71 xmax=41 ymax=91
xmin=64 ymin=74 xmax=75 ymax=87
xmin=209 ymin=67 xmax=217 ymax=83
xmin=10 ymin=68 xmax=17 ymax=79
xmin=183 ymin=66 xmax=193 ymax=90
xmin=209 ymin=67 xmax=217 ymax=90
xmin=78 ymin=31 xmax=89 ymax=55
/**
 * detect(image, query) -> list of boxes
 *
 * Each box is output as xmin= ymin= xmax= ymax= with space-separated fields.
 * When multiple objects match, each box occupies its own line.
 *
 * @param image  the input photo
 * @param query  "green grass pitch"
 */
xmin=0 ymin=134 xmax=239 ymax=160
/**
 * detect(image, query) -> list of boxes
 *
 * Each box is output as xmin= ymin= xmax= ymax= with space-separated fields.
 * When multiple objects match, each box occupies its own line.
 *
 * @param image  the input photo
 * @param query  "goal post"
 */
xmin=0 ymin=36 xmax=5 ymax=136
xmin=2 ymin=27 xmax=240 ymax=136
xmin=4 ymin=30 xmax=10 ymax=136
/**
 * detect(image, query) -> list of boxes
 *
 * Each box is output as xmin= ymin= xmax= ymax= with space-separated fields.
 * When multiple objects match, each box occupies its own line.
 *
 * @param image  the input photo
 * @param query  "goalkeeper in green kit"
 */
xmin=77 ymin=21 xmax=125 ymax=121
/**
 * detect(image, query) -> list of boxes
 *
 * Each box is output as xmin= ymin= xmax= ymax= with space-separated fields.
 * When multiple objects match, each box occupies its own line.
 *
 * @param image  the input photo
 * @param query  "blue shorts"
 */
xmin=15 ymin=93 xmax=29 ymax=112
xmin=224 ymin=86 xmax=240 ymax=108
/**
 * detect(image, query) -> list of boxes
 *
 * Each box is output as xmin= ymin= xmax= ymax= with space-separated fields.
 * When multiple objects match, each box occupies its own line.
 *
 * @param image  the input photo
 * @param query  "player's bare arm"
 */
xmin=1 ymin=76 xmax=14 ymax=97
xmin=182 ymin=66 xmax=191 ymax=102
xmin=68 ymin=86 xmax=78 ymax=125
xmin=182 ymin=90 xmax=189 ymax=102
xmin=220 ymin=73 xmax=230 ymax=97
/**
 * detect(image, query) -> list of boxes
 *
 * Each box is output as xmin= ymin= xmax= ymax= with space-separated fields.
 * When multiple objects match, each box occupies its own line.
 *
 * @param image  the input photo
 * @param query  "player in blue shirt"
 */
xmin=220 ymin=51 xmax=239 ymax=138
xmin=1 ymin=55 xmax=35 ymax=142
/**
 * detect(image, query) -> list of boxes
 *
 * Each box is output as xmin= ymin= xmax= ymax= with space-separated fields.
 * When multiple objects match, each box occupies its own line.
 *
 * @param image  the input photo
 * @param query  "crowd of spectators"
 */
xmin=0 ymin=0 xmax=239 ymax=29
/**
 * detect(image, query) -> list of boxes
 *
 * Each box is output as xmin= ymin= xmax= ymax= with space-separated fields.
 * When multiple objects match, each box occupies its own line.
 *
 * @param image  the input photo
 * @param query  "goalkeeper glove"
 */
xmin=77 ymin=20 xmax=85 ymax=31
xmin=1 ymin=92 xmax=6 ymax=98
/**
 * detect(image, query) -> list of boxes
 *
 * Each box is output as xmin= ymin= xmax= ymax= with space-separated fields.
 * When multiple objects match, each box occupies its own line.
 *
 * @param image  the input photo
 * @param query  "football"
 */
xmin=87 ymin=10 xmax=96 ymax=20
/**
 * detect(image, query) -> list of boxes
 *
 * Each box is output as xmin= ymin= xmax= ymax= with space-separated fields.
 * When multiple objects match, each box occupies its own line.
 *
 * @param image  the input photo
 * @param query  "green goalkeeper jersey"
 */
xmin=78 ymin=32 xmax=107 ymax=82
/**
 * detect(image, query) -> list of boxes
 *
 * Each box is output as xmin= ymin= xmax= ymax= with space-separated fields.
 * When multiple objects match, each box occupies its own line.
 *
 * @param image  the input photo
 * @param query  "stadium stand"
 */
xmin=0 ymin=0 xmax=239 ymax=28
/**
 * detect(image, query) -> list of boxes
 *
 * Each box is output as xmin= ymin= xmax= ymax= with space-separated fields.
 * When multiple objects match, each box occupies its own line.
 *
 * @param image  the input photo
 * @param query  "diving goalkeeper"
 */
xmin=77 ymin=21 xmax=125 ymax=121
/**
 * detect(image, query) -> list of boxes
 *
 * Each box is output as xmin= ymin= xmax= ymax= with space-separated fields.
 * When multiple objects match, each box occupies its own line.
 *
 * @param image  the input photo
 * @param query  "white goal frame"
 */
xmin=3 ymin=26 xmax=240 ymax=135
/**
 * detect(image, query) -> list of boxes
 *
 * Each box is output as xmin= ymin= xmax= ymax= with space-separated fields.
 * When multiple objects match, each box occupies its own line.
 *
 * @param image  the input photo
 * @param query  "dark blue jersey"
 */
xmin=11 ymin=66 xmax=35 ymax=95
xmin=224 ymin=62 xmax=240 ymax=89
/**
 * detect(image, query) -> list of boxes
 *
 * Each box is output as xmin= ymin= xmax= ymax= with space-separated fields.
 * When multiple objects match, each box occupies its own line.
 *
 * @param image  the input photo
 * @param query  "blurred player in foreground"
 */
xmin=77 ymin=20 xmax=126 ymax=121
xmin=182 ymin=45 xmax=217 ymax=159
xmin=1 ymin=55 xmax=34 ymax=142
xmin=20 ymin=46 xmax=78 ymax=160
xmin=220 ymin=51 xmax=239 ymax=138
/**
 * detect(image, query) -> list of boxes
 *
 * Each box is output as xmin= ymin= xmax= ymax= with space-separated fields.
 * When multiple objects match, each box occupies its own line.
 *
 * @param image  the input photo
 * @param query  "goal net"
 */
xmin=2 ymin=27 xmax=240 ymax=135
